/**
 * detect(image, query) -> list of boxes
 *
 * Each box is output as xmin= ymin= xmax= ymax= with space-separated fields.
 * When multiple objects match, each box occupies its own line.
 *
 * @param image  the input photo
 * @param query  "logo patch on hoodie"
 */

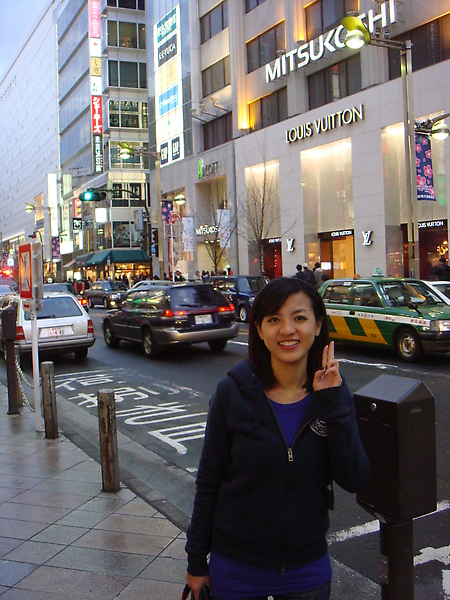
xmin=310 ymin=418 xmax=327 ymax=437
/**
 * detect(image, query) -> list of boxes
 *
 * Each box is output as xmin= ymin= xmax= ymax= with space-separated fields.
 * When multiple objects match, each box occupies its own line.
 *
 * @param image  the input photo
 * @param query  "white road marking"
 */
xmin=328 ymin=500 xmax=450 ymax=545
xmin=150 ymin=422 xmax=207 ymax=454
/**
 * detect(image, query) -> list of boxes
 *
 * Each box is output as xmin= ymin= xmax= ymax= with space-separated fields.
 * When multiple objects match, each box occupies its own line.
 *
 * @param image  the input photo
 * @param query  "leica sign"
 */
xmin=265 ymin=0 xmax=397 ymax=83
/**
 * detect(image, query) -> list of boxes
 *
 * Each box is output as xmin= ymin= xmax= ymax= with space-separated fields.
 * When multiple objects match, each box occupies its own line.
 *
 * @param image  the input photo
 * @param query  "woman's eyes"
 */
xmin=266 ymin=315 xmax=306 ymax=323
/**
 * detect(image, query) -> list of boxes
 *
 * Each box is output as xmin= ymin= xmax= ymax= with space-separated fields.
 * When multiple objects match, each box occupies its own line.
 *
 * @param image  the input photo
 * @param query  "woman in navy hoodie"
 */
xmin=186 ymin=277 xmax=370 ymax=600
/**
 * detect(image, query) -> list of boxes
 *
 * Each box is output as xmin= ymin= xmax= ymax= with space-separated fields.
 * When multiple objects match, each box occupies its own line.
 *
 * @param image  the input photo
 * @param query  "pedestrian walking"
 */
xmin=185 ymin=277 xmax=370 ymax=600
xmin=313 ymin=262 xmax=328 ymax=289
xmin=432 ymin=256 xmax=450 ymax=281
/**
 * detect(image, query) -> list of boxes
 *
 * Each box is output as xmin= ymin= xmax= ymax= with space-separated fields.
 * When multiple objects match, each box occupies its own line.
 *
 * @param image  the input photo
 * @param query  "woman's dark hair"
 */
xmin=248 ymin=277 xmax=329 ymax=391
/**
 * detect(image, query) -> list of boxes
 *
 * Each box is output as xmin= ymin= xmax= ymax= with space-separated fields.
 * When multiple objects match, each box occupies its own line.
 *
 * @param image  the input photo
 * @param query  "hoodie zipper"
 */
xmin=265 ymin=395 xmax=321 ymax=574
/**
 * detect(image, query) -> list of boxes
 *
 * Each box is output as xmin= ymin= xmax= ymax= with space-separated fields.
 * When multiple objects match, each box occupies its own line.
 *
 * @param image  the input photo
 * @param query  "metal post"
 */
xmin=41 ymin=361 xmax=58 ymax=439
xmin=380 ymin=521 xmax=414 ymax=600
xmin=5 ymin=341 xmax=19 ymax=415
xmin=154 ymin=155 xmax=165 ymax=278
xmin=97 ymin=389 xmax=120 ymax=492
xmin=401 ymin=42 xmax=418 ymax=278
xmin=15 ymin=346 xmax=23 ymax=408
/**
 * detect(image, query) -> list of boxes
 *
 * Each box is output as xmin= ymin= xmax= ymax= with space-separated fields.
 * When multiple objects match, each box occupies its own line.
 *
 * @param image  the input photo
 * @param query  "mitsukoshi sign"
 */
xmin=265 ymin=0 xmax=397 ymax=84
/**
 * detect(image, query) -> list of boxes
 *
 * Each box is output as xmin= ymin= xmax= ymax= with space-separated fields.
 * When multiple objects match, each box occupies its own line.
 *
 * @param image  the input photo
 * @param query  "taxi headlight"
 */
xmin=430 ymin=320 xmax=450 ymax=333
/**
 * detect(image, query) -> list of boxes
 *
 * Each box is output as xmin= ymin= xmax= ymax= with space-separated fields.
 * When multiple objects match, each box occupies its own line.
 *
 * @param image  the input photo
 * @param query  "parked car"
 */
xmin=210 ymin=275 xmax=270 ymax=322
xmin=0 ymin=284 xmax=15 ymax=297
xmin=318 ymin=277 xmax=450 ymax=362
xmin=102 ymin=282 xmax=239 ymax=358
xmin=0 ymin=276 xmax=18 ymax=291
xmin=86 ymin=280 xmax=128 ymax=308
xmin=130 ymin=280 xmax=173 ymax=290
xmin=43 ymin=282 xmax=89 ymax=312
xmin=0 ymin=292 xmax=95 ymax=359
xmin=420 ymin=280 xmax=450 ymax=305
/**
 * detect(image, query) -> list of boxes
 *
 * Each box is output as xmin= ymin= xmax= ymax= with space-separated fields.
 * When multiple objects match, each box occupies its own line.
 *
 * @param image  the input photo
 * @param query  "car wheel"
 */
xmin=395 ymin=327 xmax=423 ymax=362
xmin=103 ymin=298 xmax=108 ymax=309
xmin=89 ymin=298 xmax=94 ymax=308
xmin=74 ymin=348 xmax=88 ymax=359
xmin=208 ymin=339 xmax=227 ymax=352
xmin=238 ymin=305 xmax=248 ymax=322
xmin=104 ymin=322 xmax=119 ymax=348
xmin=142 ymin=328 xmax=158 ymax=358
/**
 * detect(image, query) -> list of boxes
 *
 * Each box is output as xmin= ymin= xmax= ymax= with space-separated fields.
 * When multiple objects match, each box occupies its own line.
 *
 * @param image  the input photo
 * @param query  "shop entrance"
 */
xmin=263 ymin=240 xmax=282 ymax=279
xmin=402 ymin=220 xmax=449 ymax=279
xmin=319 ymin=233 xmax=355 ymax=278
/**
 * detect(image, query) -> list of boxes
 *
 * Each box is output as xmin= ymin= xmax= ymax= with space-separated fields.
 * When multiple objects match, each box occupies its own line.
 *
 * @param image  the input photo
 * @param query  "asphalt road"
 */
xmin=4 ymin=307 xmax=450 ymax=598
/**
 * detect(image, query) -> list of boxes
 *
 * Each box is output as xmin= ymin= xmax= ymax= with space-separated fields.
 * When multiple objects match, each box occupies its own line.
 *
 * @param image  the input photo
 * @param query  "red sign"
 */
xmin=18 ymin=244 xmax=33 ymax=299
xmin=91 ymin=95 xmax=103 ymax=135
xmin=89 ymin=0 xmax=101 ymax=38
xmin=168 ymin=212 xmax=182 ymax=225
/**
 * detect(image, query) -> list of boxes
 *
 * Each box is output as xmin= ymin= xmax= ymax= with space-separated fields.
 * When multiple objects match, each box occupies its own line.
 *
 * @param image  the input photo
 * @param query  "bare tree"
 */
xmin=193 ymin=208 xmax=238 ymax=274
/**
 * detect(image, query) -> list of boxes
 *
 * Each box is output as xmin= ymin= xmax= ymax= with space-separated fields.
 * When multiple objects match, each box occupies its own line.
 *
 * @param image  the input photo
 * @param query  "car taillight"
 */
xmin=219 ymin=304 xmax=235 ymax=312
xmin=16 ymin=326 xmax=25 ymax=341
xmin=162 ymin=309 xmax=174 ymax=317
xmin=87 ymin=319 xmax=94 ymax=334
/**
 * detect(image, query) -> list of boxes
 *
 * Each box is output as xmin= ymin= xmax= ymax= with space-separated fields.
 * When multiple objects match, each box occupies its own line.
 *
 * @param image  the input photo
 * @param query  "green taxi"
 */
xmin=318 ymin=277 xmax=450 ymax=362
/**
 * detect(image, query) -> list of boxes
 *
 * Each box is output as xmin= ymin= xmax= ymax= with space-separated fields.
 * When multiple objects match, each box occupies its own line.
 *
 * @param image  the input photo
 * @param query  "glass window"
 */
xmin=306 ymin=1 xmax=322 ymax=40
xmin=200 ymin=14 xmax=211 ymax=44
xmin=120 ymin=61 xmax=138 ymax=87
xmin=249 ymin=87 xmax=287 ymax=131
xmin=210 ymin=5 xmax=223 ymax=38
xmin=247 ymin=38 xmax=259 ymax=73
xmin=119 ymin=22 xmax=137 ymax=48
xmin=109 ymin=60 xmax=119 ymax=87
xmin=201 ymin=57 xmax=229 ymax=97
xmin=308 ymin=55 xmax=361 ymax=110
xmin=118 ymin=0 xmax=136 ymax=8
xmin=138 ymin=23 xmax=146 ymax=49
xmin=203 ymin=113 xmax=233 ymax=151
xmin=121 ymin=101 xmax=139 ymax=127
xmin=139 ymin=62 xmax=147 ymax=88
xmin=107 ymin=21 xmax=118 ymax=47
xmin=107 ymin=0 xmax=116 ymax=6
xmin=247 ymin=23 xmax=285 ymax=73
xmin=138 ymin=0 xmax=145 ymax=9
xmin=109 ymin=100 xmax=120 ymax=127
xmin=245 ymin=0 xmax=266 ymax=13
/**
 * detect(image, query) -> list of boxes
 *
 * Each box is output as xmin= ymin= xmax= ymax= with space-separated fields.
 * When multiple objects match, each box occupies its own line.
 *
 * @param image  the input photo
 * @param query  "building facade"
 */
xmin=1 ymin=0 xmax=449 ymax=283
xmin=149 ymin=0 xmax=449 ymax=280
xmin=0 ymin=2 xmax=60 ymax=281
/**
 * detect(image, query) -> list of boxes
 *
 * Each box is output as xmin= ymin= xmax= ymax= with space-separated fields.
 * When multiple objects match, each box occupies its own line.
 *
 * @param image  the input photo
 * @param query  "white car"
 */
xmin=0 ymin=293 xmax=95 ymax=359
xmin=422 ymin=281 xmax=450 ymax=305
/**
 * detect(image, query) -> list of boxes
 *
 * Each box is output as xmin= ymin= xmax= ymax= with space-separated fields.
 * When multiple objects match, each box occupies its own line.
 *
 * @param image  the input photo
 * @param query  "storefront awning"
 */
xmin=75 ymin=252 xmax=95 ymax=267
xmin=86 ymin=249 xmax=150 ymax=266
xmin=63 ymin=259 xmax=76 ymax=269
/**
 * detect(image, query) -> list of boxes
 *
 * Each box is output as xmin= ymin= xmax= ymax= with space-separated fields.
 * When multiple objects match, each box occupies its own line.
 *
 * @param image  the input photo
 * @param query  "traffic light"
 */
xmin=151 ymin=228 xmax=159 ymax=257
xmin=79 ymin=188 xmax=107 ymax=202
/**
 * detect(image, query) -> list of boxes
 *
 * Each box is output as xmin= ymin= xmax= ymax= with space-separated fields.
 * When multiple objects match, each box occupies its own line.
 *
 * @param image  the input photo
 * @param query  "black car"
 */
xmin=102 ymin=282 xmax=239 ymax=358
xmin=210 ymin=275 xmax=270 ymax=322
xmin=86 ymin=280 xmax=128 ymax=308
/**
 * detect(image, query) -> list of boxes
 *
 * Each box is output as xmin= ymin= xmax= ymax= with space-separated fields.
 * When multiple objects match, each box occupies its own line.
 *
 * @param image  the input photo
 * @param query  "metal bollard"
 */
xmin=2 ymin=305 xmax=19 ymax=415
xmin=41 ymin=362 xmax=58 ymax=439
xmin=97 ymin=389 xmax=120 ymax=493
xmin=14 ymin=346 xmax=23 ymax=408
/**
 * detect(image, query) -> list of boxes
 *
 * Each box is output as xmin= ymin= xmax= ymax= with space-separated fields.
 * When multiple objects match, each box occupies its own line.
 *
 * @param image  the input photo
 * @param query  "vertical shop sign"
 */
xmin=154 ymin=4 xmax=184 ymax=166
xmin=52 ymin=237 xmax=61 ymax=260
xmin=89 ymin=0 xmax=103 ymax=174
xmin=415 ymin=134 xmax=436 ymax=201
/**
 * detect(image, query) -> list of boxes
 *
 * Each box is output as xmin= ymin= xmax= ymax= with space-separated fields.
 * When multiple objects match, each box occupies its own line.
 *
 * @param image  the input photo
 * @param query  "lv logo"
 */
xmin=362 ymin=231 xmax=373 ymax=246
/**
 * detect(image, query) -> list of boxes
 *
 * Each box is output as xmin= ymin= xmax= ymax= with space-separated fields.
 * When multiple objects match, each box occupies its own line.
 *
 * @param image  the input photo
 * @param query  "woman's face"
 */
xmin=256 ymin=291 xmax=322 ymax=369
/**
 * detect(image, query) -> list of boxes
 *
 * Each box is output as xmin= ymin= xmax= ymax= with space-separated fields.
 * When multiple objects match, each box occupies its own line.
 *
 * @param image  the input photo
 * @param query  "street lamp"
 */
xmin=342 ymin=15 xmax=449 ymax=278
xmin=118 ymin=142 xmax=164 ymax=278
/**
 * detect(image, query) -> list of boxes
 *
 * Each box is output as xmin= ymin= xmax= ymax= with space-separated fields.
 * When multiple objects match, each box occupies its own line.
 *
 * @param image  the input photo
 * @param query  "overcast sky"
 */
xmin=0 ymin=0 xmax=50 ymax=80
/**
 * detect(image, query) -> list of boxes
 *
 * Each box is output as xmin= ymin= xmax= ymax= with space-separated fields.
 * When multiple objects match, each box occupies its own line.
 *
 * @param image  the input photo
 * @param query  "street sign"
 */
xmin=168 ymin=212 xmax=182 ymax=225
xmin=19 ymin=244 xmax=32 ymax=299
xmin=73 ymin=217 xmax=83 ymax=231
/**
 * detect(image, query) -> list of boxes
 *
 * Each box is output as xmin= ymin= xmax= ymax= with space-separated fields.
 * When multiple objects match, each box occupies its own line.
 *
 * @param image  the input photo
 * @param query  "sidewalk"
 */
xmin=0 ymin=382 xmax=380 ymax=599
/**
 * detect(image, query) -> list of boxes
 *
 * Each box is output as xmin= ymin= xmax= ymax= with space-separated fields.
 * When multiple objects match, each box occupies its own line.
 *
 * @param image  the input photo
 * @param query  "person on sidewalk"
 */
xmin=185 ymin=277 xmax=370 ymax=600
xmin=432 ymin=255 xmax=450 ymax=281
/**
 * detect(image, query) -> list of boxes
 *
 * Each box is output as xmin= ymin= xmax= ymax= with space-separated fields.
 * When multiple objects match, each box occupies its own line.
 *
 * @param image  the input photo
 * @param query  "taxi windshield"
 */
xmin=379 ymin=281 xmax=443 ymax=307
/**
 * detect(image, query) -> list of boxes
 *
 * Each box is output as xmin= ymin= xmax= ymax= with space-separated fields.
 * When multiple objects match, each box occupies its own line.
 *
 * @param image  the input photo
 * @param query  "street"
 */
xmin=4 ymin=307 xmax=450 ymax=598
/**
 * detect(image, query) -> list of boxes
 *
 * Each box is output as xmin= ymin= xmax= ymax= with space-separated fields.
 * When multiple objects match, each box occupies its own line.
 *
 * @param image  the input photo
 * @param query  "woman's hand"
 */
xmin=186 ymin=574 xmax=210 ymax=600
xmin=313 ymin=341 xmax=342 ymax=390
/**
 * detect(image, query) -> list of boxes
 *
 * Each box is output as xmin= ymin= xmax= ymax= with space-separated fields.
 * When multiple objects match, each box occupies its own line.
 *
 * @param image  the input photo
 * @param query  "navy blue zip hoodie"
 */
xmin=186 ymin=359 xmax=370 ymax=576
